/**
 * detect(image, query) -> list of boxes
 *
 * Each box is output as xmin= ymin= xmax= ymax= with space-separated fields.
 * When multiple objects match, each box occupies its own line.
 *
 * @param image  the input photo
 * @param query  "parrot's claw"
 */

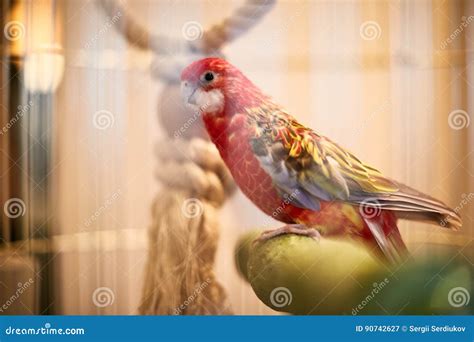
xmin=254 ymin=224 xmax=321 ymax=244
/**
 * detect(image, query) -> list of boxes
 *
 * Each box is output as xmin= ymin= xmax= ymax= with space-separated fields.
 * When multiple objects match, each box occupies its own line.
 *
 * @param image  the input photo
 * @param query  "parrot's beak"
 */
xmin=180 ymin=81 xmax=198 ymax=106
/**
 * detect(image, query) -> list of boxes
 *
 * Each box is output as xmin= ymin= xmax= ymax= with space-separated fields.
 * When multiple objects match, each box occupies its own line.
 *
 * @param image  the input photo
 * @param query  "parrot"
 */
xmin=180 ymin=57 xmax=462 ymax=265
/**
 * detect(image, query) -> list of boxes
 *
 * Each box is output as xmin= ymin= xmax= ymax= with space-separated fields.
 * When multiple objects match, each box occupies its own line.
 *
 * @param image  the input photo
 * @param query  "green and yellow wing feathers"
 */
xmin=246 ymin=105 xmax=461 ymax=229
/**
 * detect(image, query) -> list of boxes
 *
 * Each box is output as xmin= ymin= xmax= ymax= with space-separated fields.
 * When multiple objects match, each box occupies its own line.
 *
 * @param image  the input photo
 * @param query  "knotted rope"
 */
xmin=98 ymin=0 xmax=276 ymax=83
xmin=139 ymin=139 xmax=235 ymax=315
xmin=98 ymin=0 xmax=276 ymax=53
xmin=98 ymin=0 xmax=276 ymax=314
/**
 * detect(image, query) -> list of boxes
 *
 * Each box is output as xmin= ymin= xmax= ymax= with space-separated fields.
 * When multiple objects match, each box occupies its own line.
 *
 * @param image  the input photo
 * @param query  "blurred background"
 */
xmin=0 ymin=0 xmax=472 ymax=315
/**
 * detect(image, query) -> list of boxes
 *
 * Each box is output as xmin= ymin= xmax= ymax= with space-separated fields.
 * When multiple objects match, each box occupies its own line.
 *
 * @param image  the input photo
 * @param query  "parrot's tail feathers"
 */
xmin=394 ymin=210 xmax=462 ymax=231
xmin=363 ymin=212 xmax=410 ymax=266
xmin=374 ymin=181 xmax=462 ymax=231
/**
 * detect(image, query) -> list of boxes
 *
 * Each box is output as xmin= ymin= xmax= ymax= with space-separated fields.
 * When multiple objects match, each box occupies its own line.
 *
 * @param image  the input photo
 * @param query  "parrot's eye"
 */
xmin=202 ymin=71 xmax=215 ymax=83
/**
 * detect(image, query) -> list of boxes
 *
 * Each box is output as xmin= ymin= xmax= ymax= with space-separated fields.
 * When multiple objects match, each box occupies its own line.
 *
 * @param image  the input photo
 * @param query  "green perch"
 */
xmin=235 ymin=231 xmax=473 ymax=315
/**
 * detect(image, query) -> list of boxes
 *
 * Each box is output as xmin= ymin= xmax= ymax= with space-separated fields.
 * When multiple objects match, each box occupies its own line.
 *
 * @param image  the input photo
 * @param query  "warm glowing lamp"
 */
xmin=8 ymin=0 xmax=64 ymax=93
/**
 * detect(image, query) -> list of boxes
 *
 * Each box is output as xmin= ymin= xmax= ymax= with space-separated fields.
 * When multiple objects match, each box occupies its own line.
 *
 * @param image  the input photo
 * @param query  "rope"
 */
xmin=96 ymin=0 xmax=275 ymax=315
xmin=98 ymin=0 xmax=276 ymax=83
xmin=98 ymin=0 xmax=276 ymax=54
xmin=154 ymin=138 xmax=235 ymax=204
xmin=139 ymin=138 xmax=235 ymax=315
xmin=194 ymin=0 xmax=277 ymax=53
